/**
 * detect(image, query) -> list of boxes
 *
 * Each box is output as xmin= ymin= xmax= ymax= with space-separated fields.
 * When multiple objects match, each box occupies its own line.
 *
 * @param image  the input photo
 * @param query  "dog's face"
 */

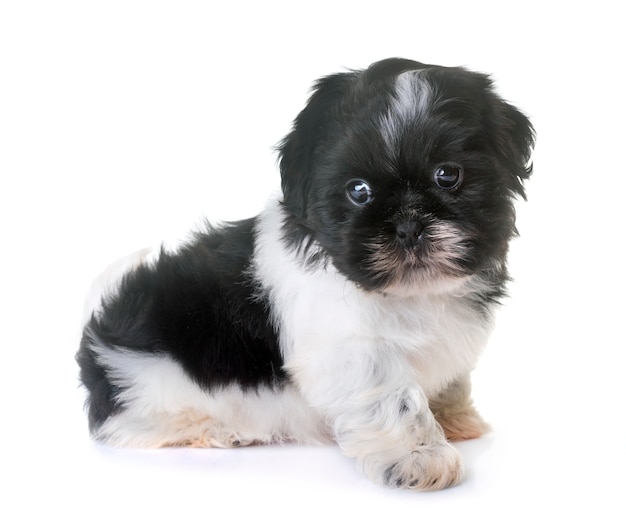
xmin=279 ymin=58 xmax=535 ymax=294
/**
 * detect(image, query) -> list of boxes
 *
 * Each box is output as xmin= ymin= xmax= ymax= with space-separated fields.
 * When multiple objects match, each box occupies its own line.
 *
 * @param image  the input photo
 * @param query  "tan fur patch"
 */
xmin=429 ymin=376 xmax=490 ymax=442
xmin=433 ymin=405 xmax=490 ymax=442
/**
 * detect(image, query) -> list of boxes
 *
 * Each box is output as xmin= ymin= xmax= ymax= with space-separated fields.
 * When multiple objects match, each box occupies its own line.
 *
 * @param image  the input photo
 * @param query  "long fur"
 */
xmin=76 ymin=58 xmax=534 ymax=490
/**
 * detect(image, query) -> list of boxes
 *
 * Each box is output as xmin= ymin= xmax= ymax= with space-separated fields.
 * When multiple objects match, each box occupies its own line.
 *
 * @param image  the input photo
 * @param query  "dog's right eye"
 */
xmin=433 ymin=164 xmax=464 ymax=190
xmin=346 ymin=180 xmax=374 ymax=206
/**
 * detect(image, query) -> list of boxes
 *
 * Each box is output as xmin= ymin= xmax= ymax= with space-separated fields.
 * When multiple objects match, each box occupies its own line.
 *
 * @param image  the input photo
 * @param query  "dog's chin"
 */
xmin=353 ymin=222 xmax=479 ymax=297
xmin=362 ymin=260 xmax=474 ymax=298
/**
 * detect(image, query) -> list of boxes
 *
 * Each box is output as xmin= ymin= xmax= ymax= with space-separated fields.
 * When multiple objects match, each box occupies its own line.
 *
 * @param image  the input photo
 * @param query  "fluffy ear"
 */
xmin=277 ymin=72 xmax=354 ymax=220
xmin=496 ymin=101 xmax=536 ymax=199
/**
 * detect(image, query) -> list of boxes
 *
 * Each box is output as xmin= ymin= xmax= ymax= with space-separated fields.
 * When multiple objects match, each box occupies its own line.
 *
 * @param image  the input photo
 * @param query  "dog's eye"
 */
xmin=346 ymin=180 xmax=374 ymax=206
xmin=434 ymin=164 xmax=464 ymax=190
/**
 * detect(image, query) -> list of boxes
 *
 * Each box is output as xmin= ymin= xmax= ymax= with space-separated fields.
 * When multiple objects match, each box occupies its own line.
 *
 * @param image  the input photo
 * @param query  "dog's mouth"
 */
xmin=362 ymin=221 xmax=473 ymax=290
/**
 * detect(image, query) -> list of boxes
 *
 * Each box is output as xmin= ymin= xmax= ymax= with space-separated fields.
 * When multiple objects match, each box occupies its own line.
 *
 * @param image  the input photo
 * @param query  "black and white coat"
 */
xmin=77 ymin=58 xmax=534 ymax=490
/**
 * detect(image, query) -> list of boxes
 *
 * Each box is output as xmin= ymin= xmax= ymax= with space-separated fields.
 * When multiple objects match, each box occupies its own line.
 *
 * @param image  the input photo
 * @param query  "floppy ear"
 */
xmin=277 ymin=72 xmax=354 ymax=220
xmin=496 ymin=101 xmax=536 ymax=199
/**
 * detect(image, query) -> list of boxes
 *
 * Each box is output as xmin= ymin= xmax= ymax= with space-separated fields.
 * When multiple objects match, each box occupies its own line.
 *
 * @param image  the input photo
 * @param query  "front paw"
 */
xmin=368 ymin=442 xmax=463 ymax=491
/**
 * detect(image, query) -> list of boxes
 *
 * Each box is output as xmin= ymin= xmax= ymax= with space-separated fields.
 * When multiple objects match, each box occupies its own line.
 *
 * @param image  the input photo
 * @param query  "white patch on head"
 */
xmin=380 ymin=70 xmax=434 ymax=153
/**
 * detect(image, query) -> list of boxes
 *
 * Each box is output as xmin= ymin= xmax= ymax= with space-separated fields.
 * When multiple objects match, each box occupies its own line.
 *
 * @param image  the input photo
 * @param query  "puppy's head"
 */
xmin=278 ymin=58 xmax=535 ymax=295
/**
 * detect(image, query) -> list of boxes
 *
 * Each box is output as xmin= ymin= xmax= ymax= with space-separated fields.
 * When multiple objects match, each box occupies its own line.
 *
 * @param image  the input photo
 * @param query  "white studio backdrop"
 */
xmin=1 ymin=1 xmax=624 ymax=514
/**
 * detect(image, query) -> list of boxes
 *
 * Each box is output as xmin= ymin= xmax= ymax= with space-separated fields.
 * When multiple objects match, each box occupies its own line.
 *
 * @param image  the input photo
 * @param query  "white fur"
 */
xmin=380 ymin=70 xmax=434 ymax=153
xmin=87 ymin=196 xmax=494 ymax=489
xmin=82 ymin=247 xmax=159 ymax=327
xmin=88 ymin=332 xmax=331 ymax=447
xmin=254 ymin=198 xmax=492 ymax=398
xmin=253 ymin=198 xmax=492 ymax=488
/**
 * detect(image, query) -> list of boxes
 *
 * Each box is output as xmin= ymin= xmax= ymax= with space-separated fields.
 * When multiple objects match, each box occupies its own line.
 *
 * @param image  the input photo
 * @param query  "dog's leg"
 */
xmin=429 ymin=375 xmax=490 ymax=442
xmin=289 ymin=351 xmax=463 ymax=490
xmin=341 ymin=386 xmax=463 ymax=490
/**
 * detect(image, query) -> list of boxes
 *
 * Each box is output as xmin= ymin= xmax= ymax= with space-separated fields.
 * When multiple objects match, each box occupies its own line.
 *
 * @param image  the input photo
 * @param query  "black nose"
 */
xmin=396 ymin=220 xmax=424 ymax=248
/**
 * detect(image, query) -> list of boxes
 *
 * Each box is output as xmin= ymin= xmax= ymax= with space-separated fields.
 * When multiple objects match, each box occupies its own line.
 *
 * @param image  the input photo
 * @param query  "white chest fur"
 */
xmin=253 ymin=199 xmax=494 ymax=401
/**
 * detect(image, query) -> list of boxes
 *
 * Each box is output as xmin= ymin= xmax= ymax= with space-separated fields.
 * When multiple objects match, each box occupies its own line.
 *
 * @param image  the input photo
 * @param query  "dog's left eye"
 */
xmin=434 ymin=164 xmax=464 ymax=190
xmin=346 ymin=180 xmax=374 ymax=206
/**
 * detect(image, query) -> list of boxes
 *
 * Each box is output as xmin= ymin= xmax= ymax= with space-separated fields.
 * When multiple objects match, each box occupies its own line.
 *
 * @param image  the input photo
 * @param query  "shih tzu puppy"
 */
xmin=77 ymin=58 xmax=534 ymax=490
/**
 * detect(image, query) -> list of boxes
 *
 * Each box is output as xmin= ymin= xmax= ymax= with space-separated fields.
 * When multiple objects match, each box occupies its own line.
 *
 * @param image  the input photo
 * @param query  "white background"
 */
xmin=1 ymin=1 xmax=625 ymax=514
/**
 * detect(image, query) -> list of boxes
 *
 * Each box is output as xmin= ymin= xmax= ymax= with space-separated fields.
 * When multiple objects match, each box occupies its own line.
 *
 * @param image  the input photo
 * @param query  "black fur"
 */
xmin=77 ymin=218 xmax=285 ymax=431
xmin=278 ymin=58 xmax=535 ymax=292
xmin=77 ymin=58 xmax=535 ymax=434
